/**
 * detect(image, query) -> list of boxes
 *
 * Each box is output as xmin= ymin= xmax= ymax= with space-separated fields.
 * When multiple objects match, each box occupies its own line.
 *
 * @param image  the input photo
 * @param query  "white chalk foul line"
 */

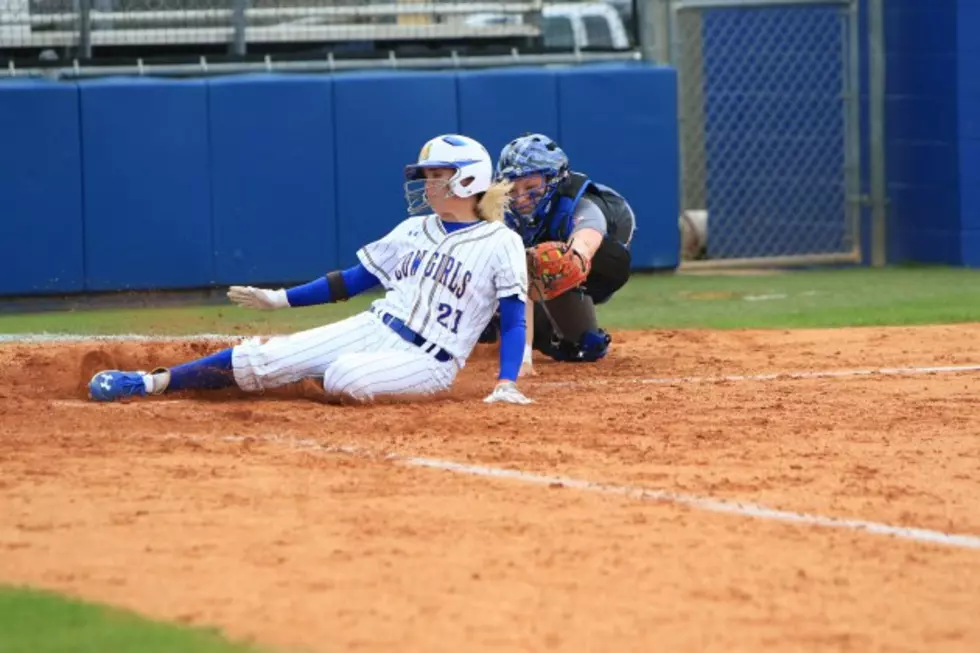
xmin=218 ymin=435 xmax=980 ymax=552
xmin=540 ymin=363 xmax=980 ymax=389
xmin=399 ymin=456 xmax=980 ymax=550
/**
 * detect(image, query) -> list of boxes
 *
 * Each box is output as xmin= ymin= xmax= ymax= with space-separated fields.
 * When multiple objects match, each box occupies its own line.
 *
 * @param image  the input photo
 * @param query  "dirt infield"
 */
xmin=2 ymin=324 xmax=980 ymax=652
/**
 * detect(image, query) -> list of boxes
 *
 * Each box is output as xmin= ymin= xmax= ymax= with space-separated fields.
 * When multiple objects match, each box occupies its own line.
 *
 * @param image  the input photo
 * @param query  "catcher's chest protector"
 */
xmin=545 ymin=174 xmax=633 ymax=304
xmin=545 ymin=173 xmax=634 ymax=247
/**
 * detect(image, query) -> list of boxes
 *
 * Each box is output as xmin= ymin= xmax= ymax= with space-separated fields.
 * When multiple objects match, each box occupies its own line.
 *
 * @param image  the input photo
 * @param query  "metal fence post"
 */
xmin=636 ymin=0 xmax=655 ymax=61
xmin=846 ymin=0 xmax=862 ymax=262
xmin=674 ymin=3 xmax=706 ymax=220
xmin=654 ymin=0 xmax=672 ymax=64
xmin=231 ymin=0 xmax=248 ymax=57
xmin=636 ymin=0 xmax=672 ymax=64
xmin=868 ymin=0 xmax=887 ymax=266
xmin=78 ymin=0 xmax=93 ymax=59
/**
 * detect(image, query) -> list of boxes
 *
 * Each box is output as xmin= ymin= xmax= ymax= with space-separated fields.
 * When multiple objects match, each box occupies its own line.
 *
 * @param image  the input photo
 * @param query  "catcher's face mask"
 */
xmin=509 ymin=173 xmax=561 ymax=225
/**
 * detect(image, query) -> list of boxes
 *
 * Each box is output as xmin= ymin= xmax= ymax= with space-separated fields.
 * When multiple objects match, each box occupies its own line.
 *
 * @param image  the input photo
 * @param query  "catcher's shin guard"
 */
xmin=541 ymin=328 xmax=611 ymax=362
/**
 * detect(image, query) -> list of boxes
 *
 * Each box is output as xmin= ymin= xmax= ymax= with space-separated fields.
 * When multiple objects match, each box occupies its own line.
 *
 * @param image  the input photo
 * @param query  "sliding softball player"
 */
xmin=89 ymin=134 xmax=533 ymax=405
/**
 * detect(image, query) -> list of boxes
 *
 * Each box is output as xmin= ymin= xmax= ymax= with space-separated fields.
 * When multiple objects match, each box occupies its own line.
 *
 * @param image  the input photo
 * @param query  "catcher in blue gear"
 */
xmin=479 ymin=133 xmax=635 ymax=372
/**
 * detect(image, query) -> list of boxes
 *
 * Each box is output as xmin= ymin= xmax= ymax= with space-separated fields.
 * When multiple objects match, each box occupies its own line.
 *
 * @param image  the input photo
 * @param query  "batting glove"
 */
xmin=483 ymin=380 xmax=533 ymax=405
xmin=227 ymin=286 xmax=289 ymax=311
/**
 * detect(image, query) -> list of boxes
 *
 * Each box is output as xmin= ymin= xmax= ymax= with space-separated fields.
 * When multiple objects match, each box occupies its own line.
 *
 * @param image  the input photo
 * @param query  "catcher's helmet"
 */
xmin=495 ymin=133 xmax=569 ymax=225
xmin=404 ymin=134 xmax=493 ymax=214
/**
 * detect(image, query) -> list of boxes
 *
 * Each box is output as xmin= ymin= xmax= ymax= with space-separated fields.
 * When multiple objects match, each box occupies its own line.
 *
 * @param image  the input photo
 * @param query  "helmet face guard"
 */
xmin=403 ymin=170 xmax=457 ymax=215
xmin=496 ymin=134 xmax=569 ymax=228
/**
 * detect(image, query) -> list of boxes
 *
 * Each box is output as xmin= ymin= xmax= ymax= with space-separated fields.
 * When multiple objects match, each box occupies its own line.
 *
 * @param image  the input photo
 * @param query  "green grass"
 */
xmin=604 ymin=266 xmax=980 ymax=329
xmin=3 ymin=266 xmax=980 ymax=335
xmin=0 ymin=585 xmax=268 ymax=653
xmin=0 ymin=291 xmax=376 ymax=336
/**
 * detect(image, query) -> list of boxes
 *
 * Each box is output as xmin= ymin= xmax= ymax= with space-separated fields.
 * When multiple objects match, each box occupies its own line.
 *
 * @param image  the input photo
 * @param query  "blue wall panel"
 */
xmin=887 ymin=97 xmax=958 ymax=142
xmin=333 ymin=71 xmax=459 ymax=268
xmin=960 ymin=139 xmax=980 ymax=230
xmin=701 ymin=5 xmax=848 ymax=260
xmin=0 ymin=81 xmax=84 ymax=295
xmin=456 ymin=67 xmax=560 ymax=163
xmin=80 ymin=78 xmax=213 ymax=290
xmin=958 ymin=132 xmax=980 ymax=266
xmin=886 ymin=187 xmax=961 ymax=264
xmin=959 ymin=0 xmax=980 ymax=266
xmin=883 ymin=0 xmax=960 ymax=264
xmin=209 ymin=74 xmax=336 ymax=285
xmin=557 ymin=64 xmax=680 ymax=270
xmin=887 ymin=142 xmax=959 ymax=191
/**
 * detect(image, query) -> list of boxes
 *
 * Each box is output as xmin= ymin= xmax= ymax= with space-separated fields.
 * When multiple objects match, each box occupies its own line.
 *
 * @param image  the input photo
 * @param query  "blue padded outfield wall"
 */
xmin=0 ymin=81 xmax=85 ymax=296
xmin=209 ymin=74 xmax=337 ymax=285
xmin=81 ymin=78 xmax=213 ymax=291
xmin=882 ymin=0 xmax=980 ymax=266
xmin=0 ymin=63 xmax=680 ymax=296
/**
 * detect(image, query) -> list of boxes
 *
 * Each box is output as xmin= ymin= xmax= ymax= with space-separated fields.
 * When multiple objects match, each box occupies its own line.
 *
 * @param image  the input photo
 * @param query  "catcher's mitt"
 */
xmin=526 ymin=241 xmax=591 ymax=302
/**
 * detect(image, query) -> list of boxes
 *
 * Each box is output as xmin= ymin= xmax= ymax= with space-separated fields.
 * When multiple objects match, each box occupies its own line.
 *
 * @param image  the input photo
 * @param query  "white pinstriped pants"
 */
xmin=231 ymin=312 xmax=458 ymax=401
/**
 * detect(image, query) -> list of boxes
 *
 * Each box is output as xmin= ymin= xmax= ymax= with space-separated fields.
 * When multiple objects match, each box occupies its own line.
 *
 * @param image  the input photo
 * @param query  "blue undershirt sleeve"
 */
xmin=285 ymin=263 xmax=382 ymax=307
xmin=342 ymin=264 xmax=382 ymax=296
xmin=497 ymin=294 xmax=527 ymax=383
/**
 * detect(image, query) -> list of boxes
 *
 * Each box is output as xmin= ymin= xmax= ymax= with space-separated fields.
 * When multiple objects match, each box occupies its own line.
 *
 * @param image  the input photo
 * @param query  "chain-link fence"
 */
xmin=1 ymin=0 xmax=638 ymax=68
xmin=670 ymin=0 xmax=862 ymax=267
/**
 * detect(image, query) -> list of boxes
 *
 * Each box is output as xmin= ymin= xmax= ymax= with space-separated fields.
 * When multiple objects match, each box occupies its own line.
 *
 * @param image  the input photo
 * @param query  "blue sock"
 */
xmin=166 ymin=348 xmax=235 ymax=391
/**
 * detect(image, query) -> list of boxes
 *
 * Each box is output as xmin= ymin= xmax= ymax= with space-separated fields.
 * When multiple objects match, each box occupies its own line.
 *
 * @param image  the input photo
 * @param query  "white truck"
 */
xmin=465 ymin=2 xmax=632 ymax=51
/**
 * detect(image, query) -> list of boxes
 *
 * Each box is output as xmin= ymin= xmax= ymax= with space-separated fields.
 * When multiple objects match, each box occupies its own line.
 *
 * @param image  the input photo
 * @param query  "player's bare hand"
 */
xmin=483 ymin=380 xmax=533 ymax=405
xmin=227 ymin=286 xmax=289 ymax=311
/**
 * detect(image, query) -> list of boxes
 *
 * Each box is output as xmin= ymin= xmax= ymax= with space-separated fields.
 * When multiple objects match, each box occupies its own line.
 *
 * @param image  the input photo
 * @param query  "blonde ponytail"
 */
xmin=475 ymin=180 xmax=513 ymax=223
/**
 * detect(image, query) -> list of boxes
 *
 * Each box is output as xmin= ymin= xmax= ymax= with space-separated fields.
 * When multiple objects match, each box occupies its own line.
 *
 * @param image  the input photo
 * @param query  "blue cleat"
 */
xmin=88 ymin=370 xmax=148 ymax=402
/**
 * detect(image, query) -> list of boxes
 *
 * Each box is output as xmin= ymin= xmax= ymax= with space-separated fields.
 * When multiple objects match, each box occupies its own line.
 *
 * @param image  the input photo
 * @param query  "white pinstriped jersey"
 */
xmin=357 ymin=214 xmax=527 ymax=362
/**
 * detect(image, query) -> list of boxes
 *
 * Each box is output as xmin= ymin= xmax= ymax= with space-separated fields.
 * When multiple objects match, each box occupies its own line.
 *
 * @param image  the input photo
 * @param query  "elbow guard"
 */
xmin=326 ymin=270 xmax=350 ymax=302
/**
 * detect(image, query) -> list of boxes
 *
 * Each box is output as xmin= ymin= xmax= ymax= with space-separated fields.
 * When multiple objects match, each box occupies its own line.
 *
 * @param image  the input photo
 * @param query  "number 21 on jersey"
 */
xmin=436 ymin=303 xmax=462 ymax=334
